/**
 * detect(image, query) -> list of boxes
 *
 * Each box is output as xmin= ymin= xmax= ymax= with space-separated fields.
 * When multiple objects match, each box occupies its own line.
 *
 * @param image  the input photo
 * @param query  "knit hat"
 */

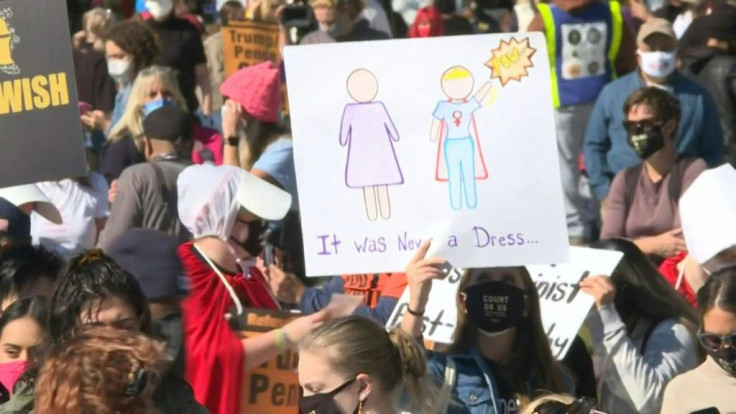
xmin=0 ymin=198 xmax=30 ymax=244
xmin=105 ymin=228 xmax=186 ymax=301
xmin=220 ymin=61 xmax=281 ymax=123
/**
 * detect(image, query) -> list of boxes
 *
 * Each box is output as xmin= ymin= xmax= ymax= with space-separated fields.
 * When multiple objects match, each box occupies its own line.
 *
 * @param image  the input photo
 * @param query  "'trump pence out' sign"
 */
xmin=0 ymin=0 xmax=87 ymax=187
xmin=386 ymin=247 xmax=624 ymax=359
xmin=285 ymin=34 xmax=568 ymax=276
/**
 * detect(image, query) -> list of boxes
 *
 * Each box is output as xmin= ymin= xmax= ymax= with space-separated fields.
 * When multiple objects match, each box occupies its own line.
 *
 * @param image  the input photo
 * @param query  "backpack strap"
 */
xmin=150 ymin=161 xmax=179 ymax=234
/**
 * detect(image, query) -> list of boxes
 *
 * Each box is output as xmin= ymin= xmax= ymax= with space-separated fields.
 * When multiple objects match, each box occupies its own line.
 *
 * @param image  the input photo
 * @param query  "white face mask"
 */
xmin=107 ymin=58 xmax=132 ymax=84
xmin=146 ymin=0 xmax=174 ymax=20
xmin=638 ymin=50 xmax=677 ymax=80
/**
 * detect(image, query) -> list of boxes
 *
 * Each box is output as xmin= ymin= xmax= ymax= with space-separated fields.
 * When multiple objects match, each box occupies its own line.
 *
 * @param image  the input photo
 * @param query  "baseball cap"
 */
xmin=143 ymin=106 xmax=193 ymax=144
xmin=637 ymin=18 xmax=676 ymax=45
xmin=105 ymin=228 xmax=186 ymax=301
xmin=0 ymin=184 xmax=62 ymax=224
xmin=0 ymin=198 xmax=30 ymax=244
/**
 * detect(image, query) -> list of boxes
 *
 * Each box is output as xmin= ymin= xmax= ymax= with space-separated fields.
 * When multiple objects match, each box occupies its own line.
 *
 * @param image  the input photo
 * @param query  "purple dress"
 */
xmin=339 ymin=102 xmax=404 ymax=188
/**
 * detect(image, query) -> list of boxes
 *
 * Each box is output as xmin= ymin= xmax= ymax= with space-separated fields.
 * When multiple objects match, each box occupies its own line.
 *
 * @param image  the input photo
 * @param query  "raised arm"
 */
xmin=400 ymin=240 xmax=447 ymax=338
xmin=474 ymin=81 xmax=493 ymax=103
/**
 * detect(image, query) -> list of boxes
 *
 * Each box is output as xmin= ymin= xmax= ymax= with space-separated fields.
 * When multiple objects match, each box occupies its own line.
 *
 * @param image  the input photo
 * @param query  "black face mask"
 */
xmin=707 ymin=347 xmax=736 ymax=377
xmin=625 ymin=123 xmax=666 ymax=159
xmin=230 ymin=219 xmax=265 ymax=257
xmin=462 ymin=281 xmax=526 ymax=334
xmin=299 ymin=379 xmax=358 ymax=414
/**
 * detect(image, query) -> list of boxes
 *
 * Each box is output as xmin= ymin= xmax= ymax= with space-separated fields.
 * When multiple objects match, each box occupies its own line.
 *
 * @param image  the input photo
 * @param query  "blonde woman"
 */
xmin=298 ymin=315 xmax=439 ymax=414
xmin=100 ymin=65 xmax=222 ymax=187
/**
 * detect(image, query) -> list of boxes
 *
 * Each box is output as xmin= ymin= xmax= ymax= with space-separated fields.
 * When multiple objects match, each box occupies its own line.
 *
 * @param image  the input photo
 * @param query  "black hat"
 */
xmin=105 ymin=228 xmax=186 ymax=301
xmin=0 ymin=198 xmax=30 ymax=244
xmin=142 ymin=106 xmax=193 ymax=144
xmin=704 ymin=3 xmax=736 ymax=42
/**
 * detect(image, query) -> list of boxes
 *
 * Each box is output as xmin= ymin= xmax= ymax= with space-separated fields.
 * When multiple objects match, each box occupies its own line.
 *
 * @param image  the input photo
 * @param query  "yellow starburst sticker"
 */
xmin=485 ymin=37 xmax=537 ymax=87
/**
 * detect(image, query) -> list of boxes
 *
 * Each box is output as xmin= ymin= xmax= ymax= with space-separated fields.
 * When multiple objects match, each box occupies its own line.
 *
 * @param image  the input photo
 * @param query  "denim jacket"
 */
xmin=427 ymin=346 xmax=575 ymax=414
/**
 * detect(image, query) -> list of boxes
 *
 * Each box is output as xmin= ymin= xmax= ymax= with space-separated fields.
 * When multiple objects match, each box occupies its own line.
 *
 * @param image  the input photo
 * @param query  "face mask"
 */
xmin=462 ymin=281 xmax=526 ymax=334
xmin=228 ymin=219 xmax=265 ymax=259
xmin=299 ymin=379 xmax=358 ymax=414
xmin=107 ymin=58 xmax=132 ymax=85
xmin=638 ymin=50 xmax=676 ymax=79
xmin=707 ymin=346 xmax=736 ymax=376
xmin=626 ymin=124 xmax=666 ymax=159
xmin=0 ymin=361 xmax=29 ymax=393
xmin=142 ymin=98 xmax=176 ymax=117
xmin=146 ymin=0 xmax=174 ymax=19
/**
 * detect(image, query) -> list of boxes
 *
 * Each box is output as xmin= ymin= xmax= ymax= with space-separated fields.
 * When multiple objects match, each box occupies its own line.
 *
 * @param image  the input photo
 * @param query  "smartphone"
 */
xmin=263 ymin=242 xmax=275 ymax=267
xmin=78 ymin=101 xmax=92 ymax=116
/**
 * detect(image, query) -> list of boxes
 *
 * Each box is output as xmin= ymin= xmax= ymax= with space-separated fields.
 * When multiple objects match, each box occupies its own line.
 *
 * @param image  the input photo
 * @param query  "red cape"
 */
xmin=434 ymin=116 xmax=489 ymax=182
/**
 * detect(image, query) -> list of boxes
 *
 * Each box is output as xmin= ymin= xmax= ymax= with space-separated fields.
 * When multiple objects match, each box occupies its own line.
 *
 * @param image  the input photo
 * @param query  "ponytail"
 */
xmin=388 ymin=328 xmax=438 ymax=414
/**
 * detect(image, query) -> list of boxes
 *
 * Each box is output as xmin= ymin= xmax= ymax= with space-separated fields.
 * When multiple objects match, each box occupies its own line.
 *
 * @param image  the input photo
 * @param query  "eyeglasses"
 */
xmin=622 ymin=119 xmax=662 ymax=133
xmin=697 ymin=329 xmax=736 ymax=352
xmin=535 ymin=397 xmax=606 ymax=414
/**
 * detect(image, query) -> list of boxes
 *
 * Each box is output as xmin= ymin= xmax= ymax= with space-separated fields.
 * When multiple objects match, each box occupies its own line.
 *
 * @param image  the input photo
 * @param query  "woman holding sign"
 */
xmin=582 ymin=238 xmax=701 ymax=414
xmin=402 ymin=241 xmax=571 ymax=413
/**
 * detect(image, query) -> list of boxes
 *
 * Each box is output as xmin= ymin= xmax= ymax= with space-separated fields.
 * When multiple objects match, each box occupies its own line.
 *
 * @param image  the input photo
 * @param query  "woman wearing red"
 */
xmin=176 ymin=163 xmax=328 ymax=414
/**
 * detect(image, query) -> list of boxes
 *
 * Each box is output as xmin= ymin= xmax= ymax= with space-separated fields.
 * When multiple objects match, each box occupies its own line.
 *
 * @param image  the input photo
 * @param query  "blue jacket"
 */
xmin=583 ymin=71 xmax=724 ymax=201
xmin=299 ymin=276 xmax=399 ymax=324
xmin=427 ymin=346 xmax=575 ymax=414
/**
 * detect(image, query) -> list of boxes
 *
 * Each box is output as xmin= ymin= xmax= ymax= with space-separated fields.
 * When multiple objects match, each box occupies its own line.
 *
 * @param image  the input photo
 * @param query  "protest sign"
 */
xmin=0 ymin=0 xmax=87 ymax=187
xmin=239 ymin=309 xmax=299 ymax=414
xmin=284 ymin=33 xmax=569 ymax=276
xmin=386 ymin=247 xmax=624 ymax=359
xmin=222 ymin=21 xmax=280 ymax=78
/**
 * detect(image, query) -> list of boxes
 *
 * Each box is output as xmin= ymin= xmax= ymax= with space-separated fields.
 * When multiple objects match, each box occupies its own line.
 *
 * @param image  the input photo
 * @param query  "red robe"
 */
xmin=658 ymin=252 xmax=698 ymax=308
xmin=178 ymin=242 xmax=279 ymax=414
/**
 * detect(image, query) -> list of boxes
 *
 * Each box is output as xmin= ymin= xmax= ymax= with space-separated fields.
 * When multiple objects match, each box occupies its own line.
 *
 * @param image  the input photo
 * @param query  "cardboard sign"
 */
xmin=222 ymin=21 xmax=281 ymax=78
xmin=284 ymin=33 xmax=569 ymax=276
xmin=0 ymin=1 xmax=86 ymax=187
xmin=239 ymin=309 xmax=300 ymax=414
xmin=386 ymin=247 xmax=624 ymax=359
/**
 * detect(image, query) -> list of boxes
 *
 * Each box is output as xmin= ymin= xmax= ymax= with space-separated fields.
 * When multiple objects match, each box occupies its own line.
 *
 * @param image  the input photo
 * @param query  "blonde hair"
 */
xmin=522 ymin=394 xmax=576 ymax=414
xmin=299 ymin=316 xmax=439 ymax=414
xmin=449 ymin=268 xmax=567 ymax=408
xmin=34 ymin=326 xmax=163 ymax=414
xmin=77 ymin=8 xmax=114 ymax=51
xmin=442 ymin=66 xmax=472 ymax=81
xmin=108 ymin=65 xmax=189 ymax=149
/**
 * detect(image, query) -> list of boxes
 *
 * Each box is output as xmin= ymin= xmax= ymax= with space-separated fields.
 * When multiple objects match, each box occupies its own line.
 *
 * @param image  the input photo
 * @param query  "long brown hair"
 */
xmin=34 ymin=326 xmax=163 ymax=414
xmin=449 ymin=267 xmax=567 ymax=406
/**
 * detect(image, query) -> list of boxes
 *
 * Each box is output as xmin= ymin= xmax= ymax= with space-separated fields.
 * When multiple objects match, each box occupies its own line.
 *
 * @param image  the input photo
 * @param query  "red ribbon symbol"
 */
xmin=452 ymin=111 xmax=462 ymax=127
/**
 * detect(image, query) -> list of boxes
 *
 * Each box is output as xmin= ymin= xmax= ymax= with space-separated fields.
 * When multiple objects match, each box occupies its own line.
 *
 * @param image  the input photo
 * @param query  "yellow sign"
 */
xmin=239 ymin=309 xmax=300 ymax=414
xmin=222 ymin=21 xmax=281 ymax=78
xmin=485 ymin=37 xmax=537 ymax=87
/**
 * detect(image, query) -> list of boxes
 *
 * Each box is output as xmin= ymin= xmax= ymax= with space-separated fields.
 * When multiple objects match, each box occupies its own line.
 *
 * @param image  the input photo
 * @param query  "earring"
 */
xmin=358 ymin=399 xmax=364 ymax=414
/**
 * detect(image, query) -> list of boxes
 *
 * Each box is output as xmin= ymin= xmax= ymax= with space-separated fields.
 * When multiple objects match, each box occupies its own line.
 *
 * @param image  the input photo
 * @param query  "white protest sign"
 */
xmin=386 ymin=247 xmax=624 ymax=359
xmin=284 ymin=33 xmax=569 ymax=276
xmin=528 ymin=247 xmax=623 ymax=359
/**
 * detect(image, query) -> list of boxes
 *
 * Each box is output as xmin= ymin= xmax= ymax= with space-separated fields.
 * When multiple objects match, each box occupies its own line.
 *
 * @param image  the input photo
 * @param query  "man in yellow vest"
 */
xmin=529 ymin=0 xmax=635 ymax=243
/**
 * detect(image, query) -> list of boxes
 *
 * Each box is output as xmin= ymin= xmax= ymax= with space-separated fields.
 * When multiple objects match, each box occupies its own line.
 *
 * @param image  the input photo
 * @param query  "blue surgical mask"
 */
xmin=142 ymin=98 xmax=176 ymax=117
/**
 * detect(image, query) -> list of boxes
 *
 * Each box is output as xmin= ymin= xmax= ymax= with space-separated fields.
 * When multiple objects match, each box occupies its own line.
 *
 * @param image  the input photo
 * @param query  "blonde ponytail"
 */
xmin=388 ymin=328 xmax=439 ymax=414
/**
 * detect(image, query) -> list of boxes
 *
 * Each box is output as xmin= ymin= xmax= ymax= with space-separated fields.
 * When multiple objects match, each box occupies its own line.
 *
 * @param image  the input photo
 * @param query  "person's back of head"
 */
xmin=298 ymin=315 xmax=438 ymax=413
xmin=0 ymin=198 xmax=30 ymax=248
xmin=141 ymin=105 xmax=194 ymax=160
xmin=219 ymin=0 xmax=246 ymax=25
xmin=0 ymin=245 xmax=62 ymax=311
xmin=591 ymin=238 xmax=698 ymax=331
xmin=47 ymin=250 xmax=151 ymax=344
xmin=82 ymin=8 xmax=116 ymax=51
xmin=34 ymin=325 xmax=163 ymax=414
xmin=434 ymin=0 xmax=456 ymax=15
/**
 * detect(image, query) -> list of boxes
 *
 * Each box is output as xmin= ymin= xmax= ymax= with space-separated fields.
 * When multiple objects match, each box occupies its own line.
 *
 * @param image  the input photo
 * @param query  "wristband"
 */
xmin=226 ymin=136 xmax=239 ymax=147
xmin=407 ymin=307 xmax=425 ymax=317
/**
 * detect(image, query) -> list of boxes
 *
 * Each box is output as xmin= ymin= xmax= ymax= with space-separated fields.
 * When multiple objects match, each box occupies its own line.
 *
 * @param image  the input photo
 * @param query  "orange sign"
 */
xmin=239 ymin=309 xmax=300 ymax=414
xmin=222 ymin=21 xmax=281 ymax=78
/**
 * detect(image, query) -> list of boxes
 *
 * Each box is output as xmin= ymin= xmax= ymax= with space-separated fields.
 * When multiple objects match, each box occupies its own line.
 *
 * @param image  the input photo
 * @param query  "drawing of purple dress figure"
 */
xmin=339 ymin=69 xmax=403 ymax=221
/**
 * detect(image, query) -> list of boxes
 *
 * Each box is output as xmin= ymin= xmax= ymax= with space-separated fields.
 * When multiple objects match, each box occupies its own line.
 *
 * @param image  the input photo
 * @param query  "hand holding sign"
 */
xmin=405 ymin=240 xmax=448 ymax=313
xmin=579 ymin=275 xmax=616 ymax=308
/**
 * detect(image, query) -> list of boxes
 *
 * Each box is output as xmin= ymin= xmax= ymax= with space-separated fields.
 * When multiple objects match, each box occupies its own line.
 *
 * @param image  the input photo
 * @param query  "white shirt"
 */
xmin=31 ymin=173 xmax=109 ymax=260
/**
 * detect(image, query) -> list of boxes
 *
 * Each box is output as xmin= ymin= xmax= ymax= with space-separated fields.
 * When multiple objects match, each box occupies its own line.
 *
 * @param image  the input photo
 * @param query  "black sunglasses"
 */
xmin=697 ymin=329 xmax=736 ymax=352
xmin=621 ymin=119 xmax=662 ymax=132
xmin=535 ymin=397 xmax=606 ymax=414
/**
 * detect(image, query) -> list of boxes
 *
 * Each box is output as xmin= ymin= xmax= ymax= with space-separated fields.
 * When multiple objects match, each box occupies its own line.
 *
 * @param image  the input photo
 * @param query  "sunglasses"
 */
xmin=535 ymin=397 xmax=606 ymax=414
xmin=621 ymin=119 xmax=662 ymax=133
xmin=697 ymin=329 xmax=736 ymax=352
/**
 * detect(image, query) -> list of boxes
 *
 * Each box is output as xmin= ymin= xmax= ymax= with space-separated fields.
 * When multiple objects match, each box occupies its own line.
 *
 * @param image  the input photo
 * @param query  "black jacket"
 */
xmin=684 ymin=48 xmax=736 ymax=167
